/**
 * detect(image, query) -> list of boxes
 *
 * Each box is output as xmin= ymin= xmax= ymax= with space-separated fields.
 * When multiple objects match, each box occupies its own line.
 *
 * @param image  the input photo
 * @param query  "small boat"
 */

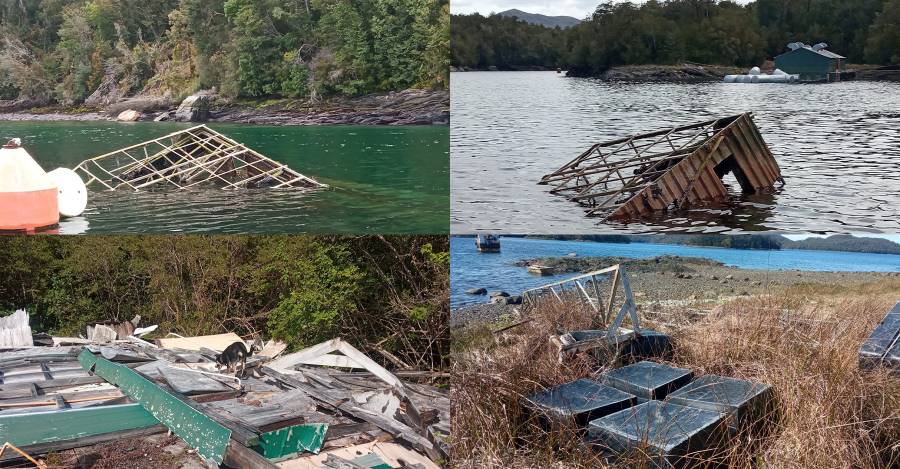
xmin=528 ymin=265 xmax=556 ymax=276
xmin=475 ymin=234 xmax=501 ymax=253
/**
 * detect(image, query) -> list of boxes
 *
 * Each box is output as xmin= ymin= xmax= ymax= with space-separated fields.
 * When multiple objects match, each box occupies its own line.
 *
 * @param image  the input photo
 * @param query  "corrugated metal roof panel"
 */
xmin=815 ymin=49 xmax=845 ymax=59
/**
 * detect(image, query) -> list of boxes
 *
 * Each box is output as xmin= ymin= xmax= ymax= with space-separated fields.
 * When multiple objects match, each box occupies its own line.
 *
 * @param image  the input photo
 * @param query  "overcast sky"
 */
xmin=451 ymin=0 xmax=752 ymax=19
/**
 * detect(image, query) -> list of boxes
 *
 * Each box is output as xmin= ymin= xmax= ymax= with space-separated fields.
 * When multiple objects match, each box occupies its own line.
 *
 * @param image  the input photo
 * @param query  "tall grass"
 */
xmin=451 ymin=282 xmax=900 ymax=468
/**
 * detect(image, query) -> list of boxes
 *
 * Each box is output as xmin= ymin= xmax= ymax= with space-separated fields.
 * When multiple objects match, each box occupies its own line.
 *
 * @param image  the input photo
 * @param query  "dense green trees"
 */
xmin=0 ymin=235 xmax=449 ymax=370
xmin=451 ymin=0 xmax=898 ymax=72
xmin=0 ymin=0 xmax=448 ymax=105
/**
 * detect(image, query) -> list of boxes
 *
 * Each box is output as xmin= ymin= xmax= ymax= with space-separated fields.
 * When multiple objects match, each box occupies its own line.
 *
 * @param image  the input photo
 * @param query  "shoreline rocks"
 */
xmin=567 ymin=63 xmax=744 ymax=82
xmin=0 ymin=89 xmax=449 ymax=126
xmin=452 ymin=255 xmax=897 ymax=326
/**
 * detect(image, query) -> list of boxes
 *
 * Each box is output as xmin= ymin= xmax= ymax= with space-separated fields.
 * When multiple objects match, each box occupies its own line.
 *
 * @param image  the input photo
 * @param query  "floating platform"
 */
xmin=859 ymin=301 xmax=900 ymax=373
xmin=540 ymin=113 xmax=782 ymax=221
xmin=74 ymin=125 xmax=325 ymax=191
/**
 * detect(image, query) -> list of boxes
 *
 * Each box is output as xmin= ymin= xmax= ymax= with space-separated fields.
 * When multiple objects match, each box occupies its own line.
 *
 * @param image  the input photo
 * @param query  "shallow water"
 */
xmin=451 ymin=72 xmax=900 ymax=234
xmin=0 ymin=121 xmax=449 ymax=234
xmin=450 ymin=237 xmax=900 ymax=308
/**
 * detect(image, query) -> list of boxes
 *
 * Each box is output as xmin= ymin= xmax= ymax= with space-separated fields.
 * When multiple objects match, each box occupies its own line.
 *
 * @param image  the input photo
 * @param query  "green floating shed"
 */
xmin=774 ymin=42 xmax=846 ymax=82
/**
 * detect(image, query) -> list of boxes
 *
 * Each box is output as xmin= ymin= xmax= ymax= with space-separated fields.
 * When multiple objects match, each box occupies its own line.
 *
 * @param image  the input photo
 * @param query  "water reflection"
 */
xmin=451 ymin=72 xmax=900 ymax=233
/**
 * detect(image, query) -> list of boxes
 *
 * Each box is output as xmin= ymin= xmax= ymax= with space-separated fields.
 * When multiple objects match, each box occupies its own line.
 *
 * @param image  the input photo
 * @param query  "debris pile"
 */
xmin=518 ymin=265 xmax=775 ymax=465
xmin=73 ymin=125 xmax=325 ymax=191
xmin=0 ymin=332 xmax=448 ymax=468
xmin=540 ymin=113 xmax=782 ymax=221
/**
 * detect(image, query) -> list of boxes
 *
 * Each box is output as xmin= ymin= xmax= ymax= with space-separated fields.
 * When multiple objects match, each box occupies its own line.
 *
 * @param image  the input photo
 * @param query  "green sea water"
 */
xmin=0 ymin=121 xmax=448 ymax=234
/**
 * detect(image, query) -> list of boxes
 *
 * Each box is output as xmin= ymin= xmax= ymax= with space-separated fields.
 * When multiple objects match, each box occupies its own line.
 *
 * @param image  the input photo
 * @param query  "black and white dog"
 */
xmin=216 ymin=339 xmax=262 ymax=378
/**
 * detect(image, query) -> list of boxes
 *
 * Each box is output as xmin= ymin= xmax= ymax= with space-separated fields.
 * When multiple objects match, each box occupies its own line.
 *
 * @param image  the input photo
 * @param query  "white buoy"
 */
xmin=47 ymin=168 xmax=88 ymax=218
xmin=749 ymin=66 xmax=762 ymax=75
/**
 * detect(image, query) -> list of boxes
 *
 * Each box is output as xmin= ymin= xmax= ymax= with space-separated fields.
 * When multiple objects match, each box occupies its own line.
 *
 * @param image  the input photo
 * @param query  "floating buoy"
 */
xmin=48 ymin=168 xmax=88 ymax=218
xmin=0 ymin=139 xmax=59 ymax=232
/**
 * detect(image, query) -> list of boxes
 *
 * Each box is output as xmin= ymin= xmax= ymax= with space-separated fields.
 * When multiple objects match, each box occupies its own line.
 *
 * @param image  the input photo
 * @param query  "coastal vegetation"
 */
xmin=0 ymin=0 xmax=449 ymax=107
xmin=0 ymin=235 xmax=449 ymax=370
xmin=451 ymin=0 xmax=900 ymax=73
xmin=451 ymin=272 xmax=900 ymax=467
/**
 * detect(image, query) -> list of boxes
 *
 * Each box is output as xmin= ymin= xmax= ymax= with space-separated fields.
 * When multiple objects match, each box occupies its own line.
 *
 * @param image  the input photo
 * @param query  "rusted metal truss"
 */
xmin=522 ymin=264 xmax=640 ymax=339
xmin=540 ymin=113 xmax=782 ymax=221
xmin=74 ymin=125 xmax=325 ymax=191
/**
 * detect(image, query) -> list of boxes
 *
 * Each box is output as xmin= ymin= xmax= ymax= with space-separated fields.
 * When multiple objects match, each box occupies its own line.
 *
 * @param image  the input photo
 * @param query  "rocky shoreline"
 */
xmin=452 ymin=255 xmax=899 ymax=326
xmin=0 ymin=89 xmax=449 ymax=126
xmin=569 ymin=63 xmax=745 ymax=81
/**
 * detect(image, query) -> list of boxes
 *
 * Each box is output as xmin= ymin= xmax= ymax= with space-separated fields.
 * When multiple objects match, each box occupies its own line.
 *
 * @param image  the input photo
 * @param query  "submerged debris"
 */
xmin=74 ymin=125 xmax=325 ymax=191
xmin=540 ymin=113 xmax=782 ymax=221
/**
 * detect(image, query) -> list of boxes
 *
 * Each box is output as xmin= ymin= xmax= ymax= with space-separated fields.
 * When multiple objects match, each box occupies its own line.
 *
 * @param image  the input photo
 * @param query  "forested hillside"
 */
xmin=451 ymin=0 xmax=900 ymax=73
xmin=0 ymin=235 xmax=449 ymax=369
xmin=0 ymin=0 xmax=449 ymax=106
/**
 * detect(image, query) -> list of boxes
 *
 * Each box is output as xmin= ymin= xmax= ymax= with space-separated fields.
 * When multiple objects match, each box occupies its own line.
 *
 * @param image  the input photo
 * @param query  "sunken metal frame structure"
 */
xmin=74 ymin=125 xmax=325 ymax=191
xmin=540 ymin=113 xmax=781 ymax=221
xmin=522 ymin=264 xmax=640 ymax=339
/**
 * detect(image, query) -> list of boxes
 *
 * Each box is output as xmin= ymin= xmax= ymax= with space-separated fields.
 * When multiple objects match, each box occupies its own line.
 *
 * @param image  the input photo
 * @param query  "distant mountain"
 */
xmin=496 ymin=9 xmax=582 ymax=29
xmin=781 ymin=234 xmax=900 ymax=255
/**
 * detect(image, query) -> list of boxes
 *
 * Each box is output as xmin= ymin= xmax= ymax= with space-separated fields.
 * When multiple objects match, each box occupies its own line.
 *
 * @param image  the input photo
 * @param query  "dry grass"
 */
xmin=450 ymin=280 xmax=900 ymax=468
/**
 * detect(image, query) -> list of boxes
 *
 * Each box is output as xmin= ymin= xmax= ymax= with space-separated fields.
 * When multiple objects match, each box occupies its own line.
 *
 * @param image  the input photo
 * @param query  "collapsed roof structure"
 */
xmin=73 ymin=126 xmax=325 ymax=191
xmin=0 ymin=328 xmax=448 ymax=469
xmin=540 ymin=113 xmax=782 ymax=221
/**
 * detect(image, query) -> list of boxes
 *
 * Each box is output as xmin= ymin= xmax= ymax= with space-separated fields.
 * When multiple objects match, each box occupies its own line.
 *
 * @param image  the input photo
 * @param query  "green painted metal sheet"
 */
xmin=255 ymin=423 xmax=328 ymax=460
xmin=0 ymin=403 xmax=159 ymax=447
xmin=78 ymin=349 xmax=232 ymax=463
xmin=314 ymin=452 xmax=392 ymax=469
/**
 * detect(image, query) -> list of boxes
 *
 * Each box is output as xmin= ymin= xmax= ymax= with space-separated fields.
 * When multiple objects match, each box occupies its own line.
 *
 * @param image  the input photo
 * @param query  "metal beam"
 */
xmin=0 ymin=403 xmax=159 ymax=448
xmin=78 ymin=349 xmax=232 ymax=464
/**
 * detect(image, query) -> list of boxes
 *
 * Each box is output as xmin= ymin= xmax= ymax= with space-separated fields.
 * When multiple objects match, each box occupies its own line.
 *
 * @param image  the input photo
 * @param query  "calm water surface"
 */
xmin=1 ymin=121 xmax=448 ymax=234
xmin=451 ymin=72 xmax=900 ymax=234
xmin=450 ymin=237 xmax=900 ymax=307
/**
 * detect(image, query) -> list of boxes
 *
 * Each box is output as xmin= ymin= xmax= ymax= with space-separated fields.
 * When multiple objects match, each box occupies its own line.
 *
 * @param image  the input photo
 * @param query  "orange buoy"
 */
xmin=0 ymin=139 xmax=59 ymax=233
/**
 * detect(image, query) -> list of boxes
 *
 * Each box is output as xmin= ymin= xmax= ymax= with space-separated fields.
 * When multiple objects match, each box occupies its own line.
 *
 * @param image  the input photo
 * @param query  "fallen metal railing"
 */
xmin=522 ymin=264 xmax=640 ymax=339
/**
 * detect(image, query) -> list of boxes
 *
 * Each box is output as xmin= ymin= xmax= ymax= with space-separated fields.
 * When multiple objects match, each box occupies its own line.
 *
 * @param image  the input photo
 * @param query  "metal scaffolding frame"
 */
xmin=540 ymin=113 xmax=781 ymax=221
xmin=74 ymin=125 xmax=326 ymax=191
xmin=522 ymin=264 xmax=640 ymax=339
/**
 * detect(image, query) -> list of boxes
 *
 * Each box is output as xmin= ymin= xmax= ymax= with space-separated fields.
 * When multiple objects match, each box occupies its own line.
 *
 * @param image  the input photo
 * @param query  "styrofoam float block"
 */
xmin=859 ymin=301 xmax=900 ymax=372
xmin=588 ymin=400 xmax=726 ymax=468
xmin=601 ymin=361 xmax=693 ymax=402
xmin=526 ymin=378 xmax=636 ymax=427
xmin=666 ymin=375 xmax=773 ymax=434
